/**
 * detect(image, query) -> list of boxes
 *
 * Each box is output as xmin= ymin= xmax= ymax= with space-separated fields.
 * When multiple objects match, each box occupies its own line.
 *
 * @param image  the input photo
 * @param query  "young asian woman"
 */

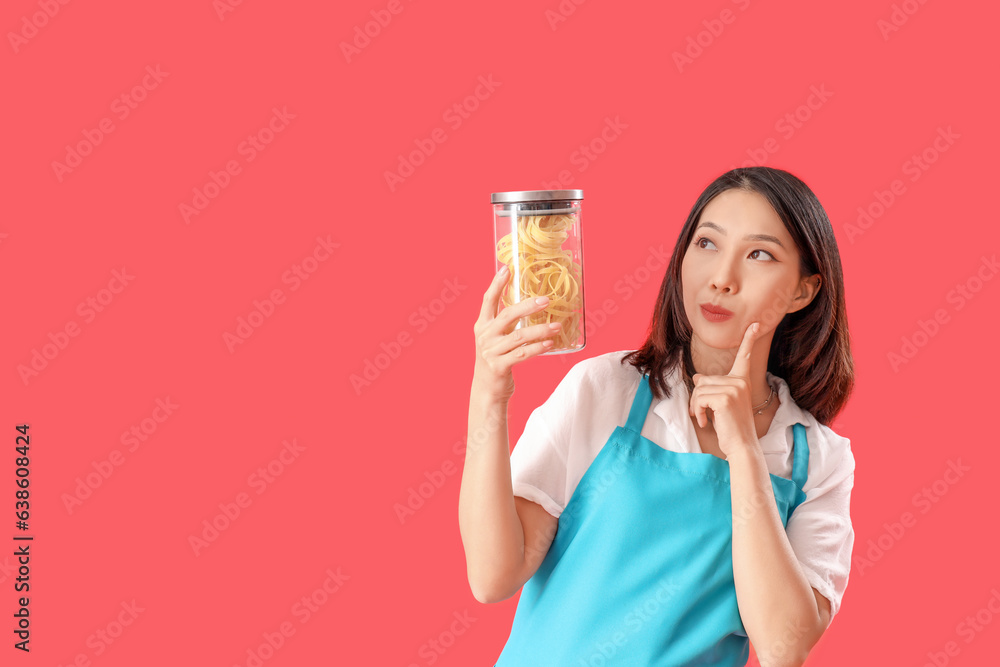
xmin=460 ymin=166 xmax=855 ymax=667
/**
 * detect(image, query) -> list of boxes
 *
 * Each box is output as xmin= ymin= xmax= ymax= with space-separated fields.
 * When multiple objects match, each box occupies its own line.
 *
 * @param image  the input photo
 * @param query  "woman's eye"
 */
xmin=694 ymin=237 xmax=775 ymax=262
xmin=749 ymin=249 xmax=776 ymax=261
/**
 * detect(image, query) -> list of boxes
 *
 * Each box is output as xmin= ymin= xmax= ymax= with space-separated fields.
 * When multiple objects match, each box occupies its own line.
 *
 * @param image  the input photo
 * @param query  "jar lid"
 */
xmin=490 ymin=189 xmax=584 ymax=204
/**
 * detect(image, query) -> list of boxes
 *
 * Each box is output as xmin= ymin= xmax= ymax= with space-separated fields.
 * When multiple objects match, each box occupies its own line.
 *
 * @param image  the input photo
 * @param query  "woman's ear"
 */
xmin=789 ymin=274 xmax=821 ymax=313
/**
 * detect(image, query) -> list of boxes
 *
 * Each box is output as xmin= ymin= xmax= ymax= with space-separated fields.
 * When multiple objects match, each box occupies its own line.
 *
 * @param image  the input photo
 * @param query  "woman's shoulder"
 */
xmin=768 ymin=372 xmax=855 ymax=477
xmin=541 ymin=352 xmax=643 ymax=441
xmin=562 ymin=350 xmax=643 ymax=388
xmin=545 ymin=351 xmax=644 ymax=416
xmin=810 ymin=420 xmax=855 ymax=475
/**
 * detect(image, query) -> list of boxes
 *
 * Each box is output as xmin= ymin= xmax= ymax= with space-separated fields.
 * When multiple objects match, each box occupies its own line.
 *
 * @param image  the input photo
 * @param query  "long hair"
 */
xmin=621 ymin=166 xmax=854 ymax=426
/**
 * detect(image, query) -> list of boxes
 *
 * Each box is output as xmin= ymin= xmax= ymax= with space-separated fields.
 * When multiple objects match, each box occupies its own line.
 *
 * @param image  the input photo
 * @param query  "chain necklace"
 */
xmin=752 ymin=384 xmax=776 ymax=415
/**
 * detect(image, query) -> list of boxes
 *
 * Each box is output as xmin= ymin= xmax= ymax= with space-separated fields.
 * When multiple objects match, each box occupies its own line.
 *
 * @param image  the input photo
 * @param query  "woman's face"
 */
xmin=680 ymin=188 xmax=818 ymax=357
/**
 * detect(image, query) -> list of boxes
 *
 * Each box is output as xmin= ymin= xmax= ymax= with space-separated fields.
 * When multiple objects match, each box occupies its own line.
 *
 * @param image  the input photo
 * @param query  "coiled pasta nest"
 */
xmin=496 ymin=214 xmax=583 ymax=350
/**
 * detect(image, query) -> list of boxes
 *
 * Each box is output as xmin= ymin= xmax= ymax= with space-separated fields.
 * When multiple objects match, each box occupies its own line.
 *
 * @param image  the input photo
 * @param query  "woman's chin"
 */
xmin=692 ymin=328 xmax=744 ymax=352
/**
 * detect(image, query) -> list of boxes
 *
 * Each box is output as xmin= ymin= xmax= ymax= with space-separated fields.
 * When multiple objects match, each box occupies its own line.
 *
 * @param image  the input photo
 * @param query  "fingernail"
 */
xmin=535 ymin=296 xmax=549 ymax=305
xmin=499 ymin=265 xmax=508 ymax=275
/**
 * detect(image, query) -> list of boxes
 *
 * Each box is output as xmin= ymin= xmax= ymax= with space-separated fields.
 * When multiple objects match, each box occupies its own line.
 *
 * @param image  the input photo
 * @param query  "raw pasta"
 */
xmin=496 ymin=213 xmax=583 ymax=350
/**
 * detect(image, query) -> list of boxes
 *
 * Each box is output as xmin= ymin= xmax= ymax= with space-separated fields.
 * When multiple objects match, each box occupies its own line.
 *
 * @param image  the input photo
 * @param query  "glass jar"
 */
xmin=491 ymin=189 xmax=585 ymax=355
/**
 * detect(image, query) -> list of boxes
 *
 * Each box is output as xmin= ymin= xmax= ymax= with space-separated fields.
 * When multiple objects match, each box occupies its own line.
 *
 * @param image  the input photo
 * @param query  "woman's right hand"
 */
xmin=472 ymin=266 xmax=562 ymax=402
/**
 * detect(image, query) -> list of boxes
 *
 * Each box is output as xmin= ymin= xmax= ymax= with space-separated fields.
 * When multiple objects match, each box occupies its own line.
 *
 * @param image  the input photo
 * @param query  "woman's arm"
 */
xmin=728 ymin=445 xmax=829 ymax=667
xmin=460 ymin=268 xmax=563 ymax=603
xmin=459 ymin=388 xmax=522 ymax=603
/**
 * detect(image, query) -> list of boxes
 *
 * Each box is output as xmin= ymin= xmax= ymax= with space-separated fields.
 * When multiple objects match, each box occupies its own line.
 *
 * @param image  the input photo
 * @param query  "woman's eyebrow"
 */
xmin=696 ymin=221 xmax=785 ymax=249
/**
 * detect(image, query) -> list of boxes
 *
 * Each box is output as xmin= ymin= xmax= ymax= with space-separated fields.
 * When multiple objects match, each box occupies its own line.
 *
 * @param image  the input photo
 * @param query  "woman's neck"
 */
xmin=688 ymin=334 xmax=775 ymax=407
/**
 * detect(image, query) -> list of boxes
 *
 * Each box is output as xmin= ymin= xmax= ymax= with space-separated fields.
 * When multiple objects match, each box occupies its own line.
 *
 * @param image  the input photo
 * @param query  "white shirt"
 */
xmin=510 ymin=350 xmax=856 ymax=622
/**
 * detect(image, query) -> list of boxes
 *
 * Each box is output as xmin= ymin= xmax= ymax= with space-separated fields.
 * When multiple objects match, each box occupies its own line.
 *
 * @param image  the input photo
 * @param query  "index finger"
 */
xmin=479 ymin=265 xmax=510 ymax=322
xmin=728 ymin=321 xmax=759 ymax=378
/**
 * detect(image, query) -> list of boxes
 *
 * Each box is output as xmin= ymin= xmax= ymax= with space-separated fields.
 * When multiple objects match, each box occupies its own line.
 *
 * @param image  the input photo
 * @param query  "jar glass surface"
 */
xmin=491 ymin=191 xmax=585 ymax=355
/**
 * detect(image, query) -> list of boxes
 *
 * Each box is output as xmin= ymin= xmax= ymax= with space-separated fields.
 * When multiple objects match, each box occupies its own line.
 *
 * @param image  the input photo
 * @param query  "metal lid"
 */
xmin=491 ymin=189 xmax=584 ymax=204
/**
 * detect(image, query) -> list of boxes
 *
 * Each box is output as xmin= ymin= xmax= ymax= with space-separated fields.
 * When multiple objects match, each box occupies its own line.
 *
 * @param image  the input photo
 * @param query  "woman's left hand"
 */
xmin=689 ymin=321 xmax=764 ymax=458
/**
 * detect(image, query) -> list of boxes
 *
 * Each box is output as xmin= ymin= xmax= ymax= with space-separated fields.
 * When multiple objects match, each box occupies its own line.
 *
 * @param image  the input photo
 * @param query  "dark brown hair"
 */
xmin=621 ymin=166 xmax=854 ymax=426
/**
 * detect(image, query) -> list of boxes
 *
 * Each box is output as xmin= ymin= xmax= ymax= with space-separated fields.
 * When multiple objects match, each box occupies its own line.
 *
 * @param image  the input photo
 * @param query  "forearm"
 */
xmin=728 ymin=445 xmax=822 ymax=667
xmin=458 ymin=387 xmax=524 ymax=602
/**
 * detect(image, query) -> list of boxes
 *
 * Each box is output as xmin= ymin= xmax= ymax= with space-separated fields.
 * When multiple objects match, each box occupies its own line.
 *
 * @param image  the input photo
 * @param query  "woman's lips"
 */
xmin=700 ymin=304 xmax=734 ymax=322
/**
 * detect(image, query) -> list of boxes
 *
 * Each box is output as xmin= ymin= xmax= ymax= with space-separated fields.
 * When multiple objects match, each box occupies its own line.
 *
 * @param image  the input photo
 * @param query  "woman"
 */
xmin=459 ymin=167 xmax=855 ymax=666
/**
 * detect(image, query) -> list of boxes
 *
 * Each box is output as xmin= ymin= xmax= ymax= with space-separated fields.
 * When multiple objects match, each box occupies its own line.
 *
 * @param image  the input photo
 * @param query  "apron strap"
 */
xmin=790 ymin=423 xmax=810 ymax=489
xmin=625 ymin=373 xmax=655 ymax=434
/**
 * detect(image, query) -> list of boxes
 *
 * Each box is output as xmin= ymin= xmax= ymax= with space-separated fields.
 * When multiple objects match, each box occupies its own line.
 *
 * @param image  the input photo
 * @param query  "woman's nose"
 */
xmin=711 ymin=265 xmax=737 ymax=293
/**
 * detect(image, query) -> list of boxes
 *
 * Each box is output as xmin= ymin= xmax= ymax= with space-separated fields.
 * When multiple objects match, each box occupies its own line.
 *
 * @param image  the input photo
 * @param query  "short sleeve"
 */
xmin=508 ymin=361 xmax=590 ymax=520
xmin=785 ymin=432 xmax=856 ymax=623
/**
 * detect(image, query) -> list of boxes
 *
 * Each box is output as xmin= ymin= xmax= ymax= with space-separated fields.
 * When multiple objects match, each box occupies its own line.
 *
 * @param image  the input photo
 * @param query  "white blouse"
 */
xmin=509 ymin=350 xmax=856 ymax=622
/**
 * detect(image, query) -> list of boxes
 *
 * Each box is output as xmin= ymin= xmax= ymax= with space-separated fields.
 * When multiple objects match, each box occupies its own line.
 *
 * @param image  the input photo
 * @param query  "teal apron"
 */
xmin=494 ymin=372 xmax=809 ymax=666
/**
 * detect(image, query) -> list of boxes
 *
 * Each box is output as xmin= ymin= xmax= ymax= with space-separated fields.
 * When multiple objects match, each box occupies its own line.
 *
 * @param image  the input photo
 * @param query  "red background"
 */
xmin=4 ymin=0 xmax=998 ymax=665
